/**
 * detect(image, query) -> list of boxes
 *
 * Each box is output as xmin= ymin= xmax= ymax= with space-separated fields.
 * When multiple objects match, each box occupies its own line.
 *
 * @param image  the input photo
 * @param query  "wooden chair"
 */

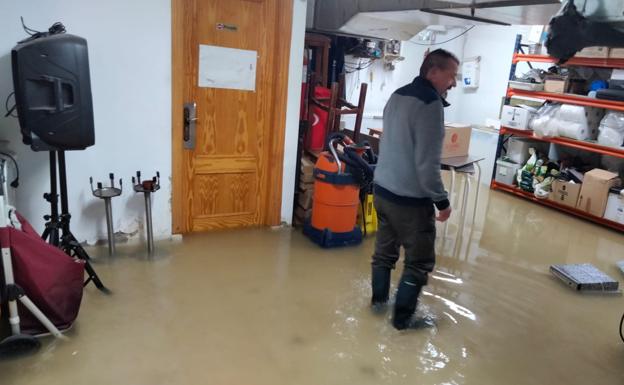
xmin=368 ymin=128 xmax=383 ymax=138
xmin=305 ymin=33 xmax=331 ymax=88
xmin=310 ymin=76 xmax=368 ymax=144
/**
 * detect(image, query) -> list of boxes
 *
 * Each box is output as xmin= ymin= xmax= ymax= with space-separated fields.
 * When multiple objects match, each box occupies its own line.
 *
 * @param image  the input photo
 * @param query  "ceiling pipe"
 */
xmin=313 ymin=0 xmax=561 ymax=31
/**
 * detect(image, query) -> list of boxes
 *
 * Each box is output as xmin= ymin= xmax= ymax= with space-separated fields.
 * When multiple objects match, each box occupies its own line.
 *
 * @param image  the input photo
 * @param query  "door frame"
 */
xmin=171 ymin=0 xmax=293 ymax=233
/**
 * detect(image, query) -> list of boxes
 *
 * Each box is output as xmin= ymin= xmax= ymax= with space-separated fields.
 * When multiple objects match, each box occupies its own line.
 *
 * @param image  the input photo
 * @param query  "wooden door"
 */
xmin=172 ymin=0 xmax=292 ymax=233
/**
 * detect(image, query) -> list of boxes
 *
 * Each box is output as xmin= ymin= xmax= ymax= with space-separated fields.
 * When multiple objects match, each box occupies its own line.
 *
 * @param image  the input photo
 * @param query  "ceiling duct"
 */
xmin=309 ymin=0 xmax=565 ymax=40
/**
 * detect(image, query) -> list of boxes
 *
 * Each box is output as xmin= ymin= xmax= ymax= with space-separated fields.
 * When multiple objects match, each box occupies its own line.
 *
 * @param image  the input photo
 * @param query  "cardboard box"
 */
xmin=576 ymin=169 xmax=621 ymax=217
xmin=297 ymin=189 xmax=314 ymax=210
xmin=300 ymin=156 xmax=315 ymax=183
xmin=575 ymin=46 xmax=609 ymax=59
xmin=294 ymin=204 xmax=311 ymax=222
xmin=609 ymin=48 xmax=624 ymax=59
xmin=442 ymin=123 xmax=471 ymax=159
xmin=299 ymin=181 xmax=314 ymax=192
xmin=544 ymin=76 xmax=568 ymax=94
xmin=300 ymin=156 xmax=314 ymax=174
xmin=604 ymin=189 xmax=624 ymax=224
xmin=300 ymin=170 xmax=314 ymax=183
xmin=549 ymin=180 xmax=581 ymax=208
xmin=501 ymin=106 xmax=535 ymax=130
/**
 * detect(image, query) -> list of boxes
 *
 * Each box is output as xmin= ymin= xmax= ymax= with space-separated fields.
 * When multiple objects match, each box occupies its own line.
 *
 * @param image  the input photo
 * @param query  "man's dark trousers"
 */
xmin=371 ymin=194 xmax=436 ymax=329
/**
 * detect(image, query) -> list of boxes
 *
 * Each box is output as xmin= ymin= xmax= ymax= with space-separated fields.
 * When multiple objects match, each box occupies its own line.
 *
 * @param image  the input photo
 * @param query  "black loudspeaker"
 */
xmin=11 ymin=33 xmax=95 ymax=151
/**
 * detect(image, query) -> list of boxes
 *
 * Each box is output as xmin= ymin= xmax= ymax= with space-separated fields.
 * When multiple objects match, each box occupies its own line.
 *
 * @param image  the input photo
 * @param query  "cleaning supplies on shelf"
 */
xmin=515 ymin=147 xmax=561 ymax=198
xmin=516 ymin=148 xmax=539 ymax=192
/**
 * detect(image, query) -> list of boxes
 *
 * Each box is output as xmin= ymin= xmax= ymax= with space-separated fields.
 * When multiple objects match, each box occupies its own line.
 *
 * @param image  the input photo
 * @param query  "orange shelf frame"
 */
xmin=507 ymin=88 xmax=624 ymax=112
xmin=500 ymin=126 xmax=624 ymax=158
xmin=490 ymin=181 xmax=624 ymax=232
xmin=512 ymin=53 xmax=624 ymax=69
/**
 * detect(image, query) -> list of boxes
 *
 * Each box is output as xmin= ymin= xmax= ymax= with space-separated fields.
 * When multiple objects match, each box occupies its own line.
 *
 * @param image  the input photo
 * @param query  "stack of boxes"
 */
xmin=493 ymin=123 xmax=624 ymax=224
xmin=294 ymin=155 xmax=315 ymax=226
xmin=547 ymin=169 xmax=623 ymax=223
xmin=577 ymin=46 xmax=620 ymax=59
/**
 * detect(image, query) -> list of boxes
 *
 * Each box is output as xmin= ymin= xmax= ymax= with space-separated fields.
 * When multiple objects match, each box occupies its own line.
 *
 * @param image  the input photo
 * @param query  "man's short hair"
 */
xmin=419 ymin=49 xmax=459 ymax=77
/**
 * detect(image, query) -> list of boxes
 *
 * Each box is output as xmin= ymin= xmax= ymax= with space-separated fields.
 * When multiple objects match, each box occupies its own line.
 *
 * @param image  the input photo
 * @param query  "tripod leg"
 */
xmin=55 ymin=151 xmax=110 ymax=294
xmin=41 ymin=227 xmax=50 ymax=242
xmin=42 ymin=151 xmax=61 ymax=247
xmin=41 ymin=226 xmax=60 ymax=247
xmin=67 ymin=235 xmax=110 ymax=294
xmin=82 ymin=261 xmax=110 ymax=293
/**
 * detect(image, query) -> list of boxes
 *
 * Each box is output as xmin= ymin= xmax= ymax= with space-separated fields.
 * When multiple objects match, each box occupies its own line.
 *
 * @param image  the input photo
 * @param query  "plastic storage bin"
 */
xmin=495 ymin=159 xmax=521 ymax=185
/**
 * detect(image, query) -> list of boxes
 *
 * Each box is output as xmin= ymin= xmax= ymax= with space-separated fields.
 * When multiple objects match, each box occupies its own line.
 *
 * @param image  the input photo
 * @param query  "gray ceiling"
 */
xmin=307 ymin=1 xmax=624 ymax=41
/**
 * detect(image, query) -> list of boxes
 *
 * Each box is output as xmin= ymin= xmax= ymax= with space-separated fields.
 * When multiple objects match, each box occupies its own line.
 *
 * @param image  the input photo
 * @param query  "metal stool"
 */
xmin=90 ymin=174 xmax=122 ymax=256
xmin=441 ymin=156 xmax=484 ymax=241
xmin=132 ymin=171 xmax=160 ymax=254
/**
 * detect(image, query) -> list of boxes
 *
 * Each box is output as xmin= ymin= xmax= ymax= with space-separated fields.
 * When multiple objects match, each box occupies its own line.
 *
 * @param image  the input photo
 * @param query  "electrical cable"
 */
xmin=0 ymin=152 xmax=19 ymax=188
xmin=620 ymin=312 xmax=624 ymax=343
xmin=408 ymin=26 xmax=475 ymax=46
xmin=345 ymin=59 xmax=376 ymax=73
xmin=8 ymin=19 xmax=68 ymax=118
xmin=19 ymin=17 xmax=66 ymax=44
xmin=21 ymin=16 xmax=41 ymax=36
xmin=4 ymin=92 xmax=17 ymax=118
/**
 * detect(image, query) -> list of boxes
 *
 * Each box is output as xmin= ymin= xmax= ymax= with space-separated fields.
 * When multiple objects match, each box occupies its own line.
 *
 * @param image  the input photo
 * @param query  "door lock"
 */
xmin=183 ymin=102 xmax=197 ymax=149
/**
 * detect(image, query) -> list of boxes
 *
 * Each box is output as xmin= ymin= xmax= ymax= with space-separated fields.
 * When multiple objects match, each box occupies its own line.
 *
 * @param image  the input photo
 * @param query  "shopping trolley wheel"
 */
xmin=0 ymin=334 xmax=41 ymax=358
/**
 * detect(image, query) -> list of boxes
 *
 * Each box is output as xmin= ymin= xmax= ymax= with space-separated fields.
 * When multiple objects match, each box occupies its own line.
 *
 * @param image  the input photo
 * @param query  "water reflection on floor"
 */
xmin=1 ymin=190 xmax=623 ymax=385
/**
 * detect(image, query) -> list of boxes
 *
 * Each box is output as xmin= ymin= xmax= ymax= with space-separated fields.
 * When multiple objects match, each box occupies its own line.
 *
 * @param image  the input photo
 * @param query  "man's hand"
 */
xmin=436 ymin=207 xmax=452 ymax=222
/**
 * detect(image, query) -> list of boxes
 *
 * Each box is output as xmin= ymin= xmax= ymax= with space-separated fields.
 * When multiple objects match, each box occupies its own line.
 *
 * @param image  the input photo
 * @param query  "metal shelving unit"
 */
xmin=491 ymin=36 xmax=624 ymax=232
xmin=491 ymin=181 xmax=624 ymax=232
xmin=506 ymin=88 xmax=624 ymax=112
xmin=500 ymin=126 xmax=624 ymax=159
xmin=512 ymin=53 xmax=624 ymax=70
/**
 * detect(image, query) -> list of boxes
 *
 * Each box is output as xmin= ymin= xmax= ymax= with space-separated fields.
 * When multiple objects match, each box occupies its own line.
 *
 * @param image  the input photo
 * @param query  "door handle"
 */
xmin=183 ymin=102 xmax=197 ymax=149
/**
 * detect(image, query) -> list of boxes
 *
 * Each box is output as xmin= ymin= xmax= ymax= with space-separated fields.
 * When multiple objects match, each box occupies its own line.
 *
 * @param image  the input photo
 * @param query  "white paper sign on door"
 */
xmin=198 ymin=45 xmax=257 ymax=91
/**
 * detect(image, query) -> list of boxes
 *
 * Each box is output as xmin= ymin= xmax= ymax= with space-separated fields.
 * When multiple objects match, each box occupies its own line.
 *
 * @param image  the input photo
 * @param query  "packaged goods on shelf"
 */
xmin=549 ymin=179 xmax=581 ymax=208
xmin=597 ymin=111 xmax=624 ymax=148
xmin=495 ymin=159 xmax=521 ymax=185
xmin=531 ymin=104 xmax=604 ymax=141
xmin=555 ymin=105 xmax=604 ymax=141
xmin=531 ymin=103 xmax=561 ymax=137
xmin=577 ymin=169 xmax=621 ymax=217
xmin=544 ymin=75 xmax=568 ymax=94
xmin=604 ymin=188 xmax=624 ymax=224
xmin=506 ymin=136 xmax=549 ymax=165
xmin=575 ymin=46 xmax=609 ymax=59
xmin=501 ymin=105 xmax=536 ymax=130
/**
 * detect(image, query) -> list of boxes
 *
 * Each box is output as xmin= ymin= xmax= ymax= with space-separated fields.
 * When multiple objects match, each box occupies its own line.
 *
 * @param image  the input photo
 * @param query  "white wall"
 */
xmin=280 ymin=0 xmax=308 ymax=224
xmin=0 ymin=0 xmax=172 ymax=244
xmin=454 ymin=25 xmax=535 ymax=126
xmin=454 ymin=25 xmax=537 ymax=184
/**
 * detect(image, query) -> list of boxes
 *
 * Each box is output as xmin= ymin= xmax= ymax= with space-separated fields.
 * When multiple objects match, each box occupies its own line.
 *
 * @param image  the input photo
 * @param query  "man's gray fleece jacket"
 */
xmin=373 ymin=76 xmax=450 ymax=210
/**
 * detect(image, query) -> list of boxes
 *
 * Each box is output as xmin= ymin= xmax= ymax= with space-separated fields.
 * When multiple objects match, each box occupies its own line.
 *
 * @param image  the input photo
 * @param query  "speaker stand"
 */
xmin=41 ymin=151 xmax=109 ymax=293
